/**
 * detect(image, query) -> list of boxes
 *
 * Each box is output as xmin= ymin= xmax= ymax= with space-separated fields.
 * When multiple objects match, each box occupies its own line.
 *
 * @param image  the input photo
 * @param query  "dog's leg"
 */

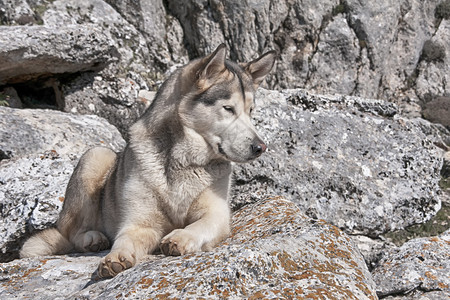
xmin=58 ymin=147 xmax=116 ymax=253
xmin=97 ymin=225 xmax=161 ymax=278
xmin=160 ymin=175 xmax=231 ymax=256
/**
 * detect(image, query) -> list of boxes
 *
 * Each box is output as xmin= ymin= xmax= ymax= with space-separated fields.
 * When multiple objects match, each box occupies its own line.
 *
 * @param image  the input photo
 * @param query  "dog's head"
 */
xmin=178 ymin=44 xmax=276 ymax=163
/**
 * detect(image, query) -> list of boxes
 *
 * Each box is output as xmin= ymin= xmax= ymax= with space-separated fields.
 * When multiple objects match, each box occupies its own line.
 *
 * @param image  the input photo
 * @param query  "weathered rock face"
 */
xmin=422 ymin=96 xmax=450 ymax=128
xmin=0 ymin=107 xmax=125 ymax=159
xmin=2 ymin=0 xmax=449 ymax=133
xmin=38 ymin=0 xmax=187 ymax=135
xmin=1 ymin=86 xmax=445 ymax=263
xmin=167 ymin=0 xmax=450 ymax=115
xmin=232 ymin=89 xmax=443 ymax=237
xmin=0 ymin=0 xmax=39 ymax=25
xmin=0 ymin=25 xmax=117 ymax=85
xmin=0 ymin=198 xmax=378 ymax=299
xmin=415 ymin=19 xmax=450 ymax=108
xmin=371 ymin=229 xmax=450 ymax=299
xmin=0 ymin=107 xmax=125 ymax=262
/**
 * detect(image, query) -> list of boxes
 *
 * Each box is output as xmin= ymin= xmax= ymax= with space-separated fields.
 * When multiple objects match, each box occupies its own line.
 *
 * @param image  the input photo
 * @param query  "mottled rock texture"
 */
xmin=0 ymin=107 xmax=125 ymax=159
xmin=372 ymin=229 xmax=450 ymax=299
xmin=0 ymin=1 xmax=449 ymax=296
xmin=0 ymin=25 xmax=117 ymax=85
xmin=232 ymin=89 xmax=443 ymax=237
xmin=0 ymin=107 xmax=125 ymax=262
xmin=1 ymin=0 xmax=449 ymax=133
xmin=0 ymin=198 xmax=378 ymax=299
xmin=40 ymin=0 xmax=187 ymax=135
xmin=167 ymin=0 xmax=450 ymax=113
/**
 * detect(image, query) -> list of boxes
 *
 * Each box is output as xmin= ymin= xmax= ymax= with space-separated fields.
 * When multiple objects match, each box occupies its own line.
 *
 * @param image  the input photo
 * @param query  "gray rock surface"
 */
xmin=104 ymin=0 xmax=188 ymax=69
xmin=0 ymin=107 xmax=125 ymax=262
xmin=35 ymin=0 xmax=186 ymax=135
xmin=352 ymin=235 xmax=395 ymax=270
xmin=422 ymin=96 xmax=450 ymax=128
xmin=372 ymin=229 xmax=450 ymax=298
xmin=0 ymin=106 xmax=125 ymax=159
xmin=0 ymin=154 xmax=77 ymax=262
xmin=232 ymin=89 xmax=443 ymax=236
xmin=415 ymin=19 xmax=450 ymax=105
xmin=0 ymin=24 xmax=117 ymax=85
xmin=1 ymin=0 xmax=448 ymax=131
xmin=0 ymin=197 xmax=378 ymax=299
xmin=0 ymin=0 xmax=38 ymax=25
xmin=167 ymin=0 xmax=449 ymax=115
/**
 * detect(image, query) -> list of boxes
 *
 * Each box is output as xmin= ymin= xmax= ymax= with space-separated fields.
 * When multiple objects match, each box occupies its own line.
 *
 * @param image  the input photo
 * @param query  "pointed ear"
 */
xmin=245 ymin=50 xmax=277 ymax=87
xmin=197 ymin=43 xmax=227 ymax=80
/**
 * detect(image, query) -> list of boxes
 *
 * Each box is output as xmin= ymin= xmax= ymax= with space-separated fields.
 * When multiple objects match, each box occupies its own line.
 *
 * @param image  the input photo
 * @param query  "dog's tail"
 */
xmin=20 ymin=228 xmax=73 ymax=258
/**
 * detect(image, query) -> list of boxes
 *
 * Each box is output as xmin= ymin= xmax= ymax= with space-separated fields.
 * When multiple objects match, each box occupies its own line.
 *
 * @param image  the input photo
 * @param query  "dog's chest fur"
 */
xmin=161 ymin=161 xmax=230 ymax=226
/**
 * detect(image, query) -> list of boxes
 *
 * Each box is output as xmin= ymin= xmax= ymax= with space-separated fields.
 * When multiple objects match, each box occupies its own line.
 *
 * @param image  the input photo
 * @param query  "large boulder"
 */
xmin=0 ymin=107 xmax=125 ymax=159
xmin=0 ymin=25 xmax=117 ymax=85
xmin=371 ymin=229 xmax=450 ymax=299
xmin=232 ymin=89 xmax=444 ymax=237
xmin=0 ymin=107 xmax=125 ymax=262
xmin=0 ymin=197 xmax=378 ymax=299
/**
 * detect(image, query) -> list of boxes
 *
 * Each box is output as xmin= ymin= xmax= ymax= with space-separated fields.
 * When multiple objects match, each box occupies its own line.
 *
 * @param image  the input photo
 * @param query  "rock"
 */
xmin=0 ymin=24 xmax=117 ymax=85
xmin=382 ymin=291 xmax=450 ymax=300
xmin=0 ymin=107 xmax=125 ymax=262
xmin=0 ymin=106 xmax=125 ymax=159
xmin=104 ymin=0 xmax=188 ymax=69
xmin=0 ymin=154 xmax=77 ymax=262
xmin=422 ymin=96 xmax=450 ymax=129
xmin=1 ymin=1 xmax=448 ymax=132
xmin=60 ymin=72 xmax=149 ymax=138
xmin=352 ymin=235 xmax=395 ymax=270
xmin=166 ymin=0 xmax=448 ymax=108
xmin=0 ymin=86 xmax=22 ymax=108
xmin=39 ymin=0 xmax=183 ymax=136
xmin=0 ymin=0 xmax=39 ymax=25
xmin=1 ymin=0 xmax=449 ymax=121
xmin=443 ymin=152 xmax=450 ymax=179
xmin=371 ymin=229 xmax=450 ymax=298
xmin=232 ymin=89 xmax=443 ymax=236
xmin=415 ymin=19 xmax=450 ymax=105
xmin=0 ymin=197 xmax=378 ymax=299
xmin=307 ymin=15 xmax=360 ymax=96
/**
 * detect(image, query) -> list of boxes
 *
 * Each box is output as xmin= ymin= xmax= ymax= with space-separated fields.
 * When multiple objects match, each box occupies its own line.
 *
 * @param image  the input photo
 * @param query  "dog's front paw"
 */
xmin=98 ymin=250 xmax=135 ymax=278
xmin=160 ymin=229 xmax=201 ymax=256
xmin=83 ymin=231 xmax=110 ymax=252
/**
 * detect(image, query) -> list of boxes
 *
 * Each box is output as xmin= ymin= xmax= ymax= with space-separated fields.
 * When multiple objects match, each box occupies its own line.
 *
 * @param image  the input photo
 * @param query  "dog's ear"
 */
xmin=197 ymin=44 xmax=227 ymax=80
xmin=245 ymin=51 xmax=277 ymax=87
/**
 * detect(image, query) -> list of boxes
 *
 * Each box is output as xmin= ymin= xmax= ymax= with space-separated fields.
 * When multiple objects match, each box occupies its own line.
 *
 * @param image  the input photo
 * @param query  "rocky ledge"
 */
xmin=0 ymin=197 xmax=378 ymax=299
xmin=233 ymin=89 xmax=444 ymax=237
xmin=0 ymin=88 xmax=449 ymax=298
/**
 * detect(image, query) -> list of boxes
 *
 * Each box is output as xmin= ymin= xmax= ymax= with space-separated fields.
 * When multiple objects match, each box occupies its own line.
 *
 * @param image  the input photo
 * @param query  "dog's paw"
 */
xmin=97 ymin=250 xmax=135 ymax=278
xmin=83 ymin=231 xmax=110 ymax=252
xmin=160 ymin=229 xmax=201 ymax=256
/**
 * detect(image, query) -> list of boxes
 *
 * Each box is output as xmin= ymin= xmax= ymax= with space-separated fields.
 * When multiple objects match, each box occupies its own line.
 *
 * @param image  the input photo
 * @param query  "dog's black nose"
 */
xmin=251 ymin=140 xmax=267 ymax=157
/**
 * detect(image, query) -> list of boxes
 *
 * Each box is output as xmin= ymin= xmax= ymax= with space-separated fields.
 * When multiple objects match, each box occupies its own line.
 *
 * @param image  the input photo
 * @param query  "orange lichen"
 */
xmin=137 ymin=276 xmax=154 ymax=289
xmin=438 ymin=282 xmax=449 ymax=289
xmin=424 ymin=271 xmax=438 ymax=280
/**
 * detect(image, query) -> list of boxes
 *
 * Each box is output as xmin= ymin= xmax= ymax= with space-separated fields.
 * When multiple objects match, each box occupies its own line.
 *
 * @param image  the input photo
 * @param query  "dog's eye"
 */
xmin=223 ymin=106 xmax=235 ymax=114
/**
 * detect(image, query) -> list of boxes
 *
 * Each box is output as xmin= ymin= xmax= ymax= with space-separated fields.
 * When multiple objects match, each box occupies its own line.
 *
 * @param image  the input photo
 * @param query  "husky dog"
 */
xmin=20 ymin=44 xmax=276 ymax=278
